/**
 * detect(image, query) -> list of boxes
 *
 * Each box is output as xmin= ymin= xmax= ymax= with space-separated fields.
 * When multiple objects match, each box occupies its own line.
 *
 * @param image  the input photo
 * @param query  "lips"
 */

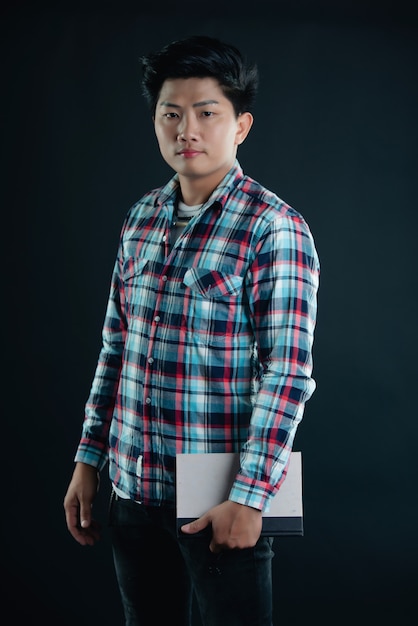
xmin=178 ymin=149 xmax=202 ymax=158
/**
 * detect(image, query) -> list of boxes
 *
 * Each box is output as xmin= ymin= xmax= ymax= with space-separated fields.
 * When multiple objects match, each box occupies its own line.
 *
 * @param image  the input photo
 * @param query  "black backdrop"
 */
xmin=3 ymin=2 xmax=418 ymax=624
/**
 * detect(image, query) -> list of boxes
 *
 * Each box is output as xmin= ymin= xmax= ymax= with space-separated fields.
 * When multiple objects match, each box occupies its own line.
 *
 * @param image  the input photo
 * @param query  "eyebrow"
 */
xmin=159 ymin=99 xmax=220 ymax=108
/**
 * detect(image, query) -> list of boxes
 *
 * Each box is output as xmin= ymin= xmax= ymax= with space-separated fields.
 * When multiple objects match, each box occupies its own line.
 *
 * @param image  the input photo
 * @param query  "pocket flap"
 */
xmin=123 ymin=258 xmax=148 ymax=281
xmin=184 ymin=268 xmax=243 ymax=298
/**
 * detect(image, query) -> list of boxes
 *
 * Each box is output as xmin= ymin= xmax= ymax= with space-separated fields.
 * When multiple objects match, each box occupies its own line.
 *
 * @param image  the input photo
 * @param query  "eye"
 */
xmin=163 ymin=112 xmax=179 ymax=119
xmin=201 ymin=111 xmax=214 ymax=117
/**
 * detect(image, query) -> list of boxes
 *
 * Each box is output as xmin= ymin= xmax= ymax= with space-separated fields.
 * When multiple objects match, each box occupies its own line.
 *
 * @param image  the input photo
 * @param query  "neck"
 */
xmin=178 ymin=182 xmax=210 ymax=206
xmin=178 ymin=164 xmax=233 ymax=206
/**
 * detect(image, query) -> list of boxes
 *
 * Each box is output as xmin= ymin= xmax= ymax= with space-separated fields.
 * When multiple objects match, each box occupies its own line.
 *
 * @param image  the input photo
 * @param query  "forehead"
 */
xmin=157 ymin=76 xmax=227 ymax=105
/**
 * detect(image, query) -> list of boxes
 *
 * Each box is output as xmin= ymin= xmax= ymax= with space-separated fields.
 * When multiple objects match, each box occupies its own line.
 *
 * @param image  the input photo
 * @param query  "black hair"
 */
xmin=140 ymin=35 xmax=258 ymax=116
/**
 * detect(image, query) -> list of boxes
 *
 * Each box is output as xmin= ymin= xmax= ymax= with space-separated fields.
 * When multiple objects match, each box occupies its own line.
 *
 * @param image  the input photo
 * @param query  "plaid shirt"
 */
xmin=75 ymin=161 xmax=320 ymax=512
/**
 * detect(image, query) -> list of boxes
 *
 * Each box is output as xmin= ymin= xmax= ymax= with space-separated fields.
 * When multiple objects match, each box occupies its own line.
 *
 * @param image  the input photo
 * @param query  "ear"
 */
xmin=235 ymin=112 xmax=254 ymax=146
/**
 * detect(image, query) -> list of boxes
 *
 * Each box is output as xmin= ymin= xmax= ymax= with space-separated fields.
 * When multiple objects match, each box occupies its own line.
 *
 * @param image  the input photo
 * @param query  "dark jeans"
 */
xmin=108 ymin=492 xmax=275 ymax=626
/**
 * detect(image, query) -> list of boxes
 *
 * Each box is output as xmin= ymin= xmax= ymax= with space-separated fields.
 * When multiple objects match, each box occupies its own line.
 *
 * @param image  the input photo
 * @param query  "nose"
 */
xmin=177 ymin=116 xmax=198 ymax=142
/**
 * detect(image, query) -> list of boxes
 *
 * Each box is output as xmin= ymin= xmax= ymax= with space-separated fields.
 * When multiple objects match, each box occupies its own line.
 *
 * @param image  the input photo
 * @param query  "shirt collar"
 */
xmin=156 ymin=159 xmax=245 ymax=212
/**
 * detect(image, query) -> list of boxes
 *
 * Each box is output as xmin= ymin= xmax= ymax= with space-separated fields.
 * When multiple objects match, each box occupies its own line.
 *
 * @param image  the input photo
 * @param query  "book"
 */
xmin=176 ymin=451 xmax=303 ymax=536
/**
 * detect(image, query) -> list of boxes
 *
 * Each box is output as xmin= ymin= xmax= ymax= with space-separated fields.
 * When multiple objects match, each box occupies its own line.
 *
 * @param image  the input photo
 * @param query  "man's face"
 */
xmin=153 ymin=77 xmax=252 ymax=197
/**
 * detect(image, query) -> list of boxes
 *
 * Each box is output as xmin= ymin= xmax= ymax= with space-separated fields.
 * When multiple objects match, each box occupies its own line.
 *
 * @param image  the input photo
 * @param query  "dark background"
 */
xmin=2 ymin=1 xmax=417 ymax=624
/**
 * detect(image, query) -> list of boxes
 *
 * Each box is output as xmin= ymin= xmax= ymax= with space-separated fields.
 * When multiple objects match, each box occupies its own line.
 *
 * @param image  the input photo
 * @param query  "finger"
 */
xmin=66 ymin=512 xmax=91 ymax=545
xmin=65 ymin=501 xmax=83 ymax=537
xmin=72 ymin=520 xmax=101 ymax=546
xmin=87 ymin=519 xmax=102 ymax=541
xmin=64 ymin=499 xmax=79 ymax=531
xmin=209 ymin=540 xmax=222 ymax=554
xmin=181 ymin=514 xmax=210 ymax=535
xmin=79 ymin=520 xmax=102 ymax=546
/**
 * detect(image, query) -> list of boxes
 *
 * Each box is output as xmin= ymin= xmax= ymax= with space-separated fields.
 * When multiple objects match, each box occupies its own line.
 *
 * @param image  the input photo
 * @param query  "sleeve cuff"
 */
xmin=74 ymin=443 xmax=108 ymax=472
xmin=228 ymin=474 xmax=275 ymax=513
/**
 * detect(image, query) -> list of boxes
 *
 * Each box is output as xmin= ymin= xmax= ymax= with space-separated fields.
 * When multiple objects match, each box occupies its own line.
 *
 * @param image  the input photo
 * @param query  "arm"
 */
xmin=182 ymin=213 xmax=319 ymax=547
xmin=231 ymin=213 xmax=320 ymax=510
xmin=75 ymin=246 xmax=127 ymax=470
xmin=65 ymin=234 xmax=128 ymax=542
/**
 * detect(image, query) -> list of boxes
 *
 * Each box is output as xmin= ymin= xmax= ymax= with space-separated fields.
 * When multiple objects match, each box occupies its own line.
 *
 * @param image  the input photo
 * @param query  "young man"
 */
xmin=64 ymin=35 xmax=320 ymax=626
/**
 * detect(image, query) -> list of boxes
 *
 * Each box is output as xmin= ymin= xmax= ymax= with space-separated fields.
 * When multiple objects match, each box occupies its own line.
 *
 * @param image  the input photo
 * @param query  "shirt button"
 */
xmin=162 ymin=235 xmax=167 ymax=242
xmin=154 ymin=315 xmax=160 ymax=322
xmin=161 ymin=275 xmax=167 ymax=282
xmin=147 ymin=357 xmax=154 ymax=364
xmin=145 ymin=397 xmax=151 ymax=405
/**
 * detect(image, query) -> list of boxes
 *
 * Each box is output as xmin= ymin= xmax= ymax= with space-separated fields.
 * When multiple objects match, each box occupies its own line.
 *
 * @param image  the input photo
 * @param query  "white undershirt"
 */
xmin=177 ymin=200 xmax=203 ymax=218
xmin=171 ymin=200 xmax=204 ymax=247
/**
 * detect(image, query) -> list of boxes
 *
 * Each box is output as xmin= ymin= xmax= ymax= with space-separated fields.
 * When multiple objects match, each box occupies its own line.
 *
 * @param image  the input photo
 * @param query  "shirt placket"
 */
xmin=141 ymin=206 xmax=177 ymax=501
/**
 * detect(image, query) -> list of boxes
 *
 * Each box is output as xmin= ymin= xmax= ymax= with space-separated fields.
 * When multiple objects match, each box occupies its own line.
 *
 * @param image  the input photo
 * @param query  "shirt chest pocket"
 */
xmin=122 ymin=258 xmax=149 ymax=315
xmin=123 ymin=258 xmax=149 ymax=281
xmin=183 ymin=268 xmax=244 ymax=344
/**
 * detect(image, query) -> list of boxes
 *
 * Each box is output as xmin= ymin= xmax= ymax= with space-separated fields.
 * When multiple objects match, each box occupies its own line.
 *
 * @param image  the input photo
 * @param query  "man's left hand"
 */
xmin=181 ymin=500 xmax=262 ymax=553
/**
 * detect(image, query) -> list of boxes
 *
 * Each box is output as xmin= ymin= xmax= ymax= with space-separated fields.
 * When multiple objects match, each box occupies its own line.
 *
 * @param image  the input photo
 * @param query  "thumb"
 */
xmin=80 ymin=501 xmax=92 ymax=529
xmin=181 ymin=514 xmax=210 ymax=535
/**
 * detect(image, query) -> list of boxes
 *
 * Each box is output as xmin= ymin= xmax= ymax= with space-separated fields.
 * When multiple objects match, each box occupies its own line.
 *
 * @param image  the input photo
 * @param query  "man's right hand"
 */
xmin=63 ymin=462 xmax=101 ymax=546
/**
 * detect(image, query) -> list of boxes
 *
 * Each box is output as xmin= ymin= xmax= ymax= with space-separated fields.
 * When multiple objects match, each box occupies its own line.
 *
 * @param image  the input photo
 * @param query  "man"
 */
xmin=64 ymin=35 xmax=320 ymax=626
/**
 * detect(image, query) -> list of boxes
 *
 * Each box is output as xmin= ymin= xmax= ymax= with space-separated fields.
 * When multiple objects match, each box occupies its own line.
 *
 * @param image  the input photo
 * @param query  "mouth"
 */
xmin=177 ymin=149 xmax=203 ymax=158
